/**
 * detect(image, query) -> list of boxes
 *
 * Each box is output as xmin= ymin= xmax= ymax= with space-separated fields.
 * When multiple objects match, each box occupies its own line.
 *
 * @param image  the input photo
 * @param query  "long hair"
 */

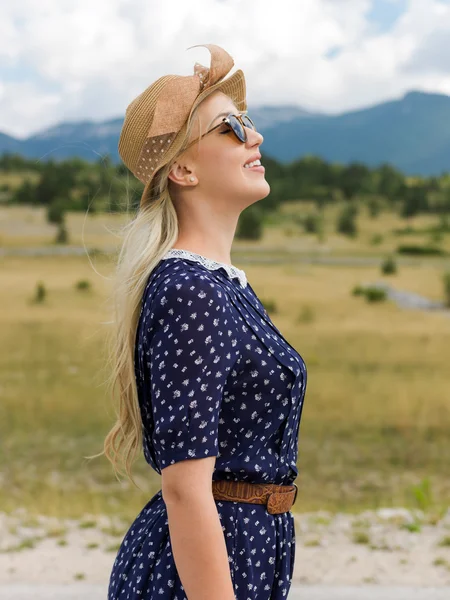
xmin=87 ymin=97 xmax=211 ymax=487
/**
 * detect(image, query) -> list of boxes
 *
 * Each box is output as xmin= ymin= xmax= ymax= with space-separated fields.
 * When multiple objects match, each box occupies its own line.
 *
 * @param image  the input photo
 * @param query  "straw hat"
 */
xmin=118 ymin=44 xmax=247 ymax=207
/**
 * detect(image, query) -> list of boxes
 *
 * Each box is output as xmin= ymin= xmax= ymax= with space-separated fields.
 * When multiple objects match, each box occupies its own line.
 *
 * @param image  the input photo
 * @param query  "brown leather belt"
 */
xmin=212 ymin=480 xmax=298 ymax=515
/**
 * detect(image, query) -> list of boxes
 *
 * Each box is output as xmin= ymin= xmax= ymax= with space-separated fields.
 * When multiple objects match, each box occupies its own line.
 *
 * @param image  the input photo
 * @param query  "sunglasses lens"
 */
xmin=228 ymin=116 xmax=246 ymax=142
xmin=242 ymin=115 xmax=256 ymax=131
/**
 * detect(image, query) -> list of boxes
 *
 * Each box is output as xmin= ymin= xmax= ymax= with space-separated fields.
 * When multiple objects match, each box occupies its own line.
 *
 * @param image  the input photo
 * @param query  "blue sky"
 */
xmin=326 ymin=0 xmax=409 ymax=59
xmin=367 ymin=0 xmax=409 ymax=33
xmin=1 ymin=0 xmax=450 ymax=138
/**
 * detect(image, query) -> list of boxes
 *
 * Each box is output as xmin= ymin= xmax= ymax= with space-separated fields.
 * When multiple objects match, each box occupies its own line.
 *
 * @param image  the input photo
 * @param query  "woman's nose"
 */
xmin=247 ymin=127 xmax=264 ymax=146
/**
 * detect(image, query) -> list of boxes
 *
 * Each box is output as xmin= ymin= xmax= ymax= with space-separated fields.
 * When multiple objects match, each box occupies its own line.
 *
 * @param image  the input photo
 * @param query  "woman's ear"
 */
xmin=168 ymin=162 xmax=197 ymax=186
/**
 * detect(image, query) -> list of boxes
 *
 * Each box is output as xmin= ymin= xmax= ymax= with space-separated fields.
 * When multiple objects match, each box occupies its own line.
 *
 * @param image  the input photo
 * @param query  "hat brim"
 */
xmin=139 ymin=68 xmax=247 ymax=208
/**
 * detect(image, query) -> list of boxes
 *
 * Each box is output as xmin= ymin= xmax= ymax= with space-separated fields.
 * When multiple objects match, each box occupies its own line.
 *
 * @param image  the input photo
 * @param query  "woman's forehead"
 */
xmin=199 ymin=93 xmax=238 ymax=128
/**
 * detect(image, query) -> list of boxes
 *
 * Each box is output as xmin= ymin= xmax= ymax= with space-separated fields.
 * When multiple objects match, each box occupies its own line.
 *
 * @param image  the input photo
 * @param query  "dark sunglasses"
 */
xmin=184 ymin=112 xmax=257 ymax=151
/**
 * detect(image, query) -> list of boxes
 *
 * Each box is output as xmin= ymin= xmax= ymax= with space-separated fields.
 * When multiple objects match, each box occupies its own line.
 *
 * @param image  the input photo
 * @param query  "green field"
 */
xmin=0 ymin=205 xmax=449 ymax=522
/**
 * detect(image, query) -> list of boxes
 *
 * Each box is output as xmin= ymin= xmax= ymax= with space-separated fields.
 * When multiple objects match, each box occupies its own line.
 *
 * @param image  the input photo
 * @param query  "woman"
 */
xmin=104 ymin=44 xmax=308 ymax=600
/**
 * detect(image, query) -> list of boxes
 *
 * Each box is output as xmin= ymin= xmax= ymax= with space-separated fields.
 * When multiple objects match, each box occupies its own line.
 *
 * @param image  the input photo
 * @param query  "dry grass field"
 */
xmin=0 ymin=204 xmax=449 ymax=522
xmin=1 ymin=200 xmax=450 ymax=256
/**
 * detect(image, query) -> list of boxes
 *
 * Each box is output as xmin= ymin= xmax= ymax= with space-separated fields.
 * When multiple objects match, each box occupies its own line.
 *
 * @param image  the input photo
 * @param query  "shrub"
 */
xmin=438 ymin=536 xmax=450 ymax=547
xmin=409 ymin=477 xmax=433 ymax=512
xmin=429 ymin=230 xmax=443 ymax=244
xmin=369 ymin=233 xmax=383 ymax=246
xmin=261 ymin=298 xmax=277 ymax=314
xmin=89 ymin=247 xmax=106 ymax=258
xmin=443 ymin=272 xmax=450 ymax=308
xmin=393 ymin=225 xmax=415 ymax=235
xmin=365 ymin=286 xmax=387 ymax=302
xmin=381 ymin=255 xmax=397 ymax=275
xmin=352 ymin=531 xmax=370 ymax=544
xmin=401 ymin=521 xmax=421 ymax=533
xmin=352 ymin=284 xmax=366 ymax=296
xmin=438 ymin=214 xmax=450 ymax=232
xmin=396 ymin=244 xmax=445 ymax=256
xmin=352 ymin=284 xmax=387 ymax=302
xmin=33 ymin=281 xmax=46 ymax=304
xmin=303 ymin=212 xmax=322 ymax=234
xmin=75 ymin=279 xmax=91 ymax=291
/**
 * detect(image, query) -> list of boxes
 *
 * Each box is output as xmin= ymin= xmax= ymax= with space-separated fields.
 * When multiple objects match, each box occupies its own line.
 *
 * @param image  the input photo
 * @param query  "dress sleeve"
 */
xmin=144 ymin=273 xmax=241 ymax=470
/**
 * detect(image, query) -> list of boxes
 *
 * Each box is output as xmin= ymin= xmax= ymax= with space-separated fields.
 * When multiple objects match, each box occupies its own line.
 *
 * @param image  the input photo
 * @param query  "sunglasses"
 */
xmin=183 ymin=112 xmax=257 ymax=151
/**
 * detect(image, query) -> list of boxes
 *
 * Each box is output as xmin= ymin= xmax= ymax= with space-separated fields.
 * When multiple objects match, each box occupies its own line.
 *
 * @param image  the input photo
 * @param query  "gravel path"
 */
xmin=2 ymin=508 xmax=450 ymax=588
xmin=364 ymin=281 xmax=447 ymax=311
xmin=0 ymin=245 xmax=439 ymax=265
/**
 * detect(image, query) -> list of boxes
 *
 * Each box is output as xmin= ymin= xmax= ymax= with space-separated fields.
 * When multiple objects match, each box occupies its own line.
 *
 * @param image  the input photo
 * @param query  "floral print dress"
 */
xmin=108 ymin=248 xmax=308 ymax=600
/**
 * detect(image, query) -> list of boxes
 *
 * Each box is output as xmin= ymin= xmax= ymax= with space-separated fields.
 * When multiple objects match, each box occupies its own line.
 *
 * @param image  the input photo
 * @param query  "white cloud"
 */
xmin=0 ymin=80 xmax=61 ymax=124
xmin=0 ymin=0 xmax=449 ymax=138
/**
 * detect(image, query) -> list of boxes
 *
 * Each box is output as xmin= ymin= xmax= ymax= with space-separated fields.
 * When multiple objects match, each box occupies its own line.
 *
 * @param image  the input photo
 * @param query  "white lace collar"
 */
xmin=161 ymin=248 xmax=248 ymax=288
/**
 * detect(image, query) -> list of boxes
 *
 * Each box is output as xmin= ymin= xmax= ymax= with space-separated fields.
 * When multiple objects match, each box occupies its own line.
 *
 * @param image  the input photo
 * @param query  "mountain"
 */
xmin=20 ymin=118 xmax=125 ymax=164
xmin=260 ymin=91 xmax=450 ymax=176
xmin=246 ymin=104 xmax=324 ymax=129
xmin=1 ymin=90 xmax=450 ymax=176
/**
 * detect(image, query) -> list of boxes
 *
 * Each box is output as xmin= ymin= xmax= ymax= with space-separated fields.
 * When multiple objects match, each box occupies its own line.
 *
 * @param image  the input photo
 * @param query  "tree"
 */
xmin=339 ymin=162 xmax=371 ymax=200
xmin=366 ymin=195 xmax=383 ymax=218
xmin=12 ymin=178 xmax=36 ymax=205
xmin=35 ymin=161 xmax=76 ymax=206
xmin=336 ymin=203 xmax=358 ymax=237
xmin=401 ymin=185 xmax=428 ymax=218
xmin=55 ymin=221 xmax=69 ymax=244
xmin=236 ymin=205 xmax=264 ymax=240
xmin=47 ymin=198 xmax=67 ymax=225
xmin=376 ymin=163 xmax=405 ymax=201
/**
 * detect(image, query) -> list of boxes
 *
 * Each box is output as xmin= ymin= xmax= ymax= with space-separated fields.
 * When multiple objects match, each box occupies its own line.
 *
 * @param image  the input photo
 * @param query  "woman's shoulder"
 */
xmin=142 ymin=257 xmax=233 ymax=320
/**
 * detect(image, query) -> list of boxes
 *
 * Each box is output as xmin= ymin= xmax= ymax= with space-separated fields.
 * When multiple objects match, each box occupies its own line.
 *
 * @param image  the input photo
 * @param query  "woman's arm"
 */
xmin=162 ymin=456 xmax=236 ymax=600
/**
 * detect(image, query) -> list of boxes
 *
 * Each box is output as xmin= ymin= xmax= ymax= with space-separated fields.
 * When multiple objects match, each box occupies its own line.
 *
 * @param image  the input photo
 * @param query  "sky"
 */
xmin=1 ymin=0 xmax=450 ymax=139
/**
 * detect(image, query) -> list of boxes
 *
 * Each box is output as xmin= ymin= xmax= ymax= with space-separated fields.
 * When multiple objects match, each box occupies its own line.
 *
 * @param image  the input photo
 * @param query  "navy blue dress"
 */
xmin=108 ymin=249 xmax=308 ymax=600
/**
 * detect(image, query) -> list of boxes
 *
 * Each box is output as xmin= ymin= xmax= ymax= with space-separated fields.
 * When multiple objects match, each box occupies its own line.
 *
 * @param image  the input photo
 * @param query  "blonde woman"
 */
xmin=104 ymin=44 xmax=308 ymax=600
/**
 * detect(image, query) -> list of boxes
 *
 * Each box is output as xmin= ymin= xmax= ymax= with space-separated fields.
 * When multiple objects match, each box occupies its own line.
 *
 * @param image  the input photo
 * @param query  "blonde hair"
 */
xmin=87 ymin=97 xmax=214 ymax=487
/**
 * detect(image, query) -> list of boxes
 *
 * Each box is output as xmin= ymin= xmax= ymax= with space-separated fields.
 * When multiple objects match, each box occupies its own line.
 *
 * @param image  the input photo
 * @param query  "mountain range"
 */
xmin=1 ymin=90 xmax=449 ymax=176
